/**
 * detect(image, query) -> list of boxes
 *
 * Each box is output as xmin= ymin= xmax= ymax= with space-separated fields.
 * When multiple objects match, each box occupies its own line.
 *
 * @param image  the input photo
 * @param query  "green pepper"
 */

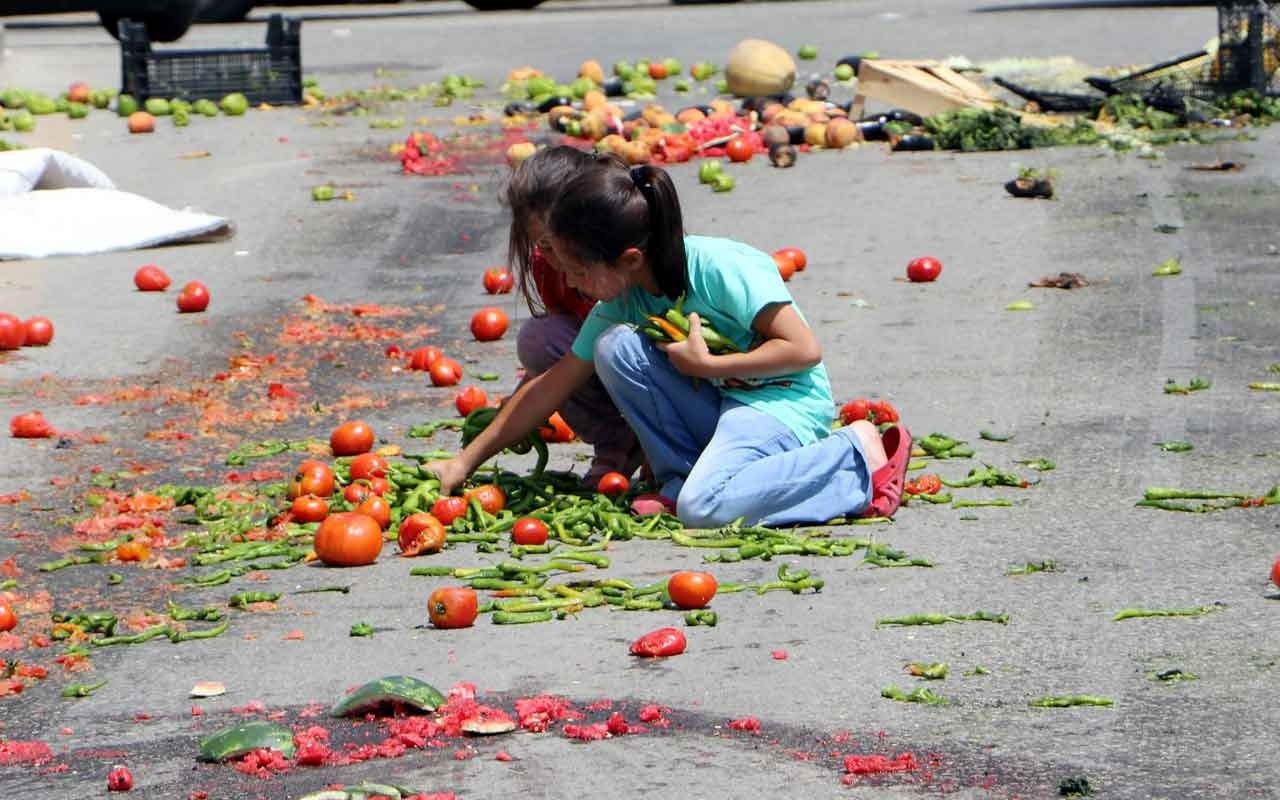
xmin=62 ymin=678 xmax=109 ymax=698
xmin=91 ymin=624 xmax=172 ymax=647
xmin=492 ymin=610 xmax=554 ymax=624
xmin=684 ymin=609 xmax=718 ymax=626
xmin=1029 ymin=695 xmax=1114 ymax=708
xmin=169 ymin=620 xmax=230 ymax=642
xmin=1112 ymin=605 xmax=1219 ymax=621
xmin=228 ymin=592 xmax=281 ymax=608
xmin=350 ymin=622 xmax=375 ymax=637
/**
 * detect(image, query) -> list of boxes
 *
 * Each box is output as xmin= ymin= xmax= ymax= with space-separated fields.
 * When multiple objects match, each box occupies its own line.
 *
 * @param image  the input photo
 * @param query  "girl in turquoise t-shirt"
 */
xmin=424 ymin=158 xmax=912 ymax=527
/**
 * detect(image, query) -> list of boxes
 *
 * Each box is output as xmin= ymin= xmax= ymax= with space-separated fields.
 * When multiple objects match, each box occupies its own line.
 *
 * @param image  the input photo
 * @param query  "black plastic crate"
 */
xmin=120 ymin=13 xmax=303 ymax=105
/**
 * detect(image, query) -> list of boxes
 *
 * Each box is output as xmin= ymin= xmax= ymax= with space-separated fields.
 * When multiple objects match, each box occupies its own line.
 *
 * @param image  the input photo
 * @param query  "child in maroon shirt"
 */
xmin=504 ymin=146 xmax=642 ymax=485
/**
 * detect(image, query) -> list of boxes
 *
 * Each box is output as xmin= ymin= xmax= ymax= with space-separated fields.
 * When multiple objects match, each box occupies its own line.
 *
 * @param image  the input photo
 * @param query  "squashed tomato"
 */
xmin=511 ymin=517 xmax=549 ymax=546
xmin=330 ymin=420 xmax=375 ymax=456
xmin=348 ymin=453 xmax=388 ymax=482
xmin=289 ymin=460 xmax=335 ymax=499
xmin=465 ymin=484 xmax=506 ymax=515
xmin=454 ymin=386 xmax=489 ymax=417
xmin=428 ymin=586 xmax=478 ymax=629
xmin=630 ymin=626 xmax=686 ymax=657
xmin=839 ymin=398 xmax=870 ymax=426
xmin=868 ymin=400 xmax=899 ymax=425
xmin=9 ymin=411 xmax=55 ymax=439
xmin=115 ymin=539 xmax=151 ymax=562
xmin=667 ymin=571 xmax=718 ymax=609
xmin=291 ymin=494 xmax=329 ymax=523
xmin=431 ymin=496 xmax=468 ymax=526
xmin=398 ymin=512 xmax=447 ymax=557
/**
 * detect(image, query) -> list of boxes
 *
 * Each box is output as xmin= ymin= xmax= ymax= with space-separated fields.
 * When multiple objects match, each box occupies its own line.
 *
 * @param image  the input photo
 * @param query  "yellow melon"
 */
xmin=725 ymin=39 xmax=796 ymax=98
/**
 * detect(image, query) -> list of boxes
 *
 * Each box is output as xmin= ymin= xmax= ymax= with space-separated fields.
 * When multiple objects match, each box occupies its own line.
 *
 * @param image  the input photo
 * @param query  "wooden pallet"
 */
xmin=850 ymin=59 xmax=998 ymax=119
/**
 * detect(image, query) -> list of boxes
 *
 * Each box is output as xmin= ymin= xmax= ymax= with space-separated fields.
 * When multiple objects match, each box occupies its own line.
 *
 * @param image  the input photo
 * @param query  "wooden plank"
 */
xmin=855 ymin=59 xmax=996 ymax=118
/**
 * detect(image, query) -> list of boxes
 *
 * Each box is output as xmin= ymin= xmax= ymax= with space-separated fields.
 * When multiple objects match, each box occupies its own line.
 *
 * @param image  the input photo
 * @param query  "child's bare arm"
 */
xmin=423 ymin=354 xmax=594 ymax=494
xmin=661 ymin=304 xmax=821 ymax=380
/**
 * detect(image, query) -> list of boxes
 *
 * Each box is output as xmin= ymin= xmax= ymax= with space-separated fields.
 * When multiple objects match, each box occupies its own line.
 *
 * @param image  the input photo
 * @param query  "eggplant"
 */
xmin=621 ymin=107 xmax=645 ymax=123
xmin=785 ymin=125 xmax=807 ymax=145
xmin=602 ymin=77 xmax=626 ymax=97
xmin=891 ymin=134 xmax=936 ymax=152
xmin=855 ymin=120 xmax=887 ymax=141
xmin=504 ymin=101 xmax=539 ymax=117
xmin=536 ymin=95 xmax=575 ymax=114
xmin=768 ymin=143 xmax=797 ymax=168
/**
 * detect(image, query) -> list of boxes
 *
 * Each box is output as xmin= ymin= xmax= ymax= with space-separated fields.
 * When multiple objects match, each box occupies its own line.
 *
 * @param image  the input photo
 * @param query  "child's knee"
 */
xmin=517 ymin=316 xmax=572 ymax=374
xmin=593 ymin=325 xmax=649 ymax=380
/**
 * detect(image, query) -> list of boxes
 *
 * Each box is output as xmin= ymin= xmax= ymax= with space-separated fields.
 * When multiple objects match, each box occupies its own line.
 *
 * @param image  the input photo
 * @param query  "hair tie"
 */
xmin=629 ymin=166 xmax=651 ymax=191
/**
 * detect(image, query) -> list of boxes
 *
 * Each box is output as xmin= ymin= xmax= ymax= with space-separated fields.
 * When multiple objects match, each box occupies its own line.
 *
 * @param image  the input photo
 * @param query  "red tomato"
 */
xmin=0 ymin=603 xmax=17 ymax=632
xmin=868 ymin=399 xmax=899 ymax=425
xmin=431 ymin=496 xmax=469 ymax=526
xmin=839 ymin=398 xmax=870 ymax=426
xmin=465 ymin=484 xmax=506 ymax=515
xmin=356 ymin=495 xmax=392 ymax=529
xmin=667 ymin=571 xmax=718 ymax=609
xmin=725 ymin=136 xmax=753 ymax=163
xmin=343 ymin=482 xmax=373 ymax=504
xmin=629 ymin=626 xmax=686 ymax=657
xmin=538 ymin=412 xmax=575 ymax=443
xmin=349 ymin=453 xmax=388 ymax=482
xmin=133 ymin=265 xmax=171 ymax=291
xmin=330 ymin=420 xmax=375 ymax=456
xmin=289 ymin=460 xmax=336 ymax=499
xmin=313 ymin=512 xmax=383 ymax=566
xmin=291 ymin=494 xmax=329 ymax=523
xmin=470 ymin=308 xmax=509 ymax=342
xmin=429 ymin=358 xmax=463 ymax=387
xmin=511 ymin=517 xmax=549 ymax=546
xmin=482 ymin=267 xmax=515 ymax=294
xmin=107 ymin=765 xmax=133 ymax=792
xmin=429 ymin=586 xmax=478 ymax=629
xmin=454 ymin=386 xmax=489 ymax=417
xmin=915 ymin=474 xmax=942 ymax=495
xmin=366 ymin=476 xmax=390 ymax=496
xmin=773 ymin=247 xmax=807 ymax=271
xmin=176 ymin=281 xmax=210 ymax=313
xmin=906 ymin=256 xmax=942 ymax=283
xmin=22 ymin=317 xmax=54 ymax=347
xmin=596 ymin=471 xmax=630 ymax=497
xmin=409 ymin=346 xmax=443 ymax=371
xmin=398 ymin=512 xmax=447 ymax=557
xmin=773 ymin=252 xmax=797 ymax=282
xmin=648 ymin=61 xmax=669 ymax=80
xmin=0 ymin=314 xmax=25 ymax=350
xmin=384 ymin=344 xmax=403 ymax=359
xmin=1271 ymin=557 xmax=1280 ymax=588
xmin=9 ymin=411 xmax=55 ymax=438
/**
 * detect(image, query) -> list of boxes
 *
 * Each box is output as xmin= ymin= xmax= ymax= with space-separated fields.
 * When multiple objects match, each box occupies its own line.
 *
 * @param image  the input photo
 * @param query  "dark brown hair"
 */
xmin=548 ymin=159 xmax=687 ymax=301
xmin=502 ymin=145 xmax=595 ymax=315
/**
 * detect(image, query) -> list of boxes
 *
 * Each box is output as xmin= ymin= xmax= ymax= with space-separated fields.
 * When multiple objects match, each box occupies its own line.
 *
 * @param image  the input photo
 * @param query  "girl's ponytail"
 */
xmin=628 ymin=165 xmax=686 ymax=301
xmin=550 ymin=159 xmax=687 ymax=301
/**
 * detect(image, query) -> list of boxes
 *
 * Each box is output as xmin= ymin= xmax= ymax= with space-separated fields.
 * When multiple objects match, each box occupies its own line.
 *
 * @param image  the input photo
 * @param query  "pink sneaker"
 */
xmin=631 ymin=494 xmax=677 ymax=516
xmin=860 ymin=425 xmax=912 ymax=519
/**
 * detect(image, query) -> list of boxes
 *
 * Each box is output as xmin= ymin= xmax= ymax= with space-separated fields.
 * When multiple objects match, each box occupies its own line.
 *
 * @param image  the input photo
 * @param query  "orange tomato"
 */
xmin=667 ymin=571 xmax=718 ymax=609
xmin=772 ymin=247 xmax=807 ymax=271
xmin=291 ymin=494 xmax=329 ymax=523
xmin=465 ymin=484 xmax=506 ymax=515
xmin=0 ymin=603 xmax=18 ymax=632
xmin=773 ymin=251 xmax=797 ymax=281
xmin=313 ymin=512 xmax=383 ymax=567
xmin=538 ymin=412 xmax=576 ymax=443
xmin=428 ymin=586 xmax=478 ymax=629
xmin=356 ymin=495 xmax=392 ymax=529
xmin=288 ymin=460 xmax=336 ymax=499
xmin=115 ymin=540 xmax=151 ymax=562
xmin=330 ymin=420 xmax=375 ymax=457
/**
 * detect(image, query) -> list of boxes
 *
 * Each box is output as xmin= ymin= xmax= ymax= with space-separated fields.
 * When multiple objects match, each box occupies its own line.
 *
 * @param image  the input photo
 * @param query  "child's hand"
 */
xmin=421 ymin=458 xmax=469 ymax=496
xmin=658 ymin=312 xmax=716 ymax=377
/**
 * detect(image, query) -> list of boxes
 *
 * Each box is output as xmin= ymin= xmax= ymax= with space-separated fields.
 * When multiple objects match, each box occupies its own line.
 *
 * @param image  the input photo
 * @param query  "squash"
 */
xmin=725 ymin=39 xmax=796 ymax=98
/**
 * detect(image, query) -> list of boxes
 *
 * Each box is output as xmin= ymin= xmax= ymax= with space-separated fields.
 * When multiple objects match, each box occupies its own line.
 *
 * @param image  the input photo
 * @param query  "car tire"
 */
xmin=464 ymin=0 xmax=545 ymax=10
xmin=195 ymin=0 xmax=255 ymax=23
xmin=100 ymin=0 xmax=197 ymax=42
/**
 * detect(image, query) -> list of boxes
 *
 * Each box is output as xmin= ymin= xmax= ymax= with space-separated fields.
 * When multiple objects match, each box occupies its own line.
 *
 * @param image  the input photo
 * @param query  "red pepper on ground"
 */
xmin=629 ymin=627 xmax=686 ymax=658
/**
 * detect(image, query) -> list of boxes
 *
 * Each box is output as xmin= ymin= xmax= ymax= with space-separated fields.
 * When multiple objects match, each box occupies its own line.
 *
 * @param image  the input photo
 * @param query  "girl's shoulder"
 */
xmin=684 ymin=235 xmax=773 ymax=269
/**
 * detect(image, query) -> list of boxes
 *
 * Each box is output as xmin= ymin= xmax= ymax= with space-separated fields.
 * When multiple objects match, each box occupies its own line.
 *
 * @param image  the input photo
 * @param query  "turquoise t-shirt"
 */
xmin=571 ymin=235 xmax=834 ymax=445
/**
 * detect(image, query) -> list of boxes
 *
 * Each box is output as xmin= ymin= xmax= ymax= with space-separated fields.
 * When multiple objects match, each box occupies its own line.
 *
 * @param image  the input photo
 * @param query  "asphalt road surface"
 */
xmin=1 ymin=1 xmax=1277 ymax=798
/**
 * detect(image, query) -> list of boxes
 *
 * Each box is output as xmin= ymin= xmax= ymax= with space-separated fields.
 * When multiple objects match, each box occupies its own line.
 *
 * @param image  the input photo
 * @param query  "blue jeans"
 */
xmin=593 ymin=325 xmax=871 ymax=527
